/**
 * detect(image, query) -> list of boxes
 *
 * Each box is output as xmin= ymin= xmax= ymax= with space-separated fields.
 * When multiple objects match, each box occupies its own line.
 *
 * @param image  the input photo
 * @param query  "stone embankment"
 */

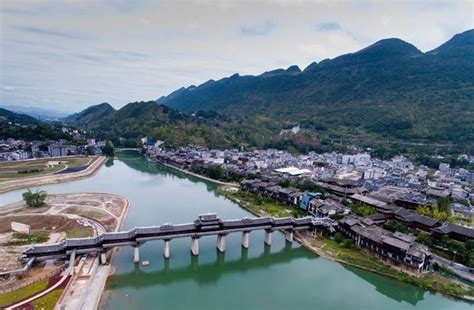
xmin=154 ymin=159 xmax=237 ymax=186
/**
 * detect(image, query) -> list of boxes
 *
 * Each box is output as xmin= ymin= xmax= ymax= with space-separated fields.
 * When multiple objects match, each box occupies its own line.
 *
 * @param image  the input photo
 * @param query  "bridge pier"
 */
xmin=191 ymin=237 xmax=199 ymax=256
xmin=69 ymin=249 xmax=76 ymax=273
xmin=217 ymin=234 xmax=226 ymax=253
xmin=241 ymin=231 xmax=250 ymax=249
xmin=23 ymin=214 xmax=316 ymax=263
xmin=264 ymin=230 xmax=272 ymax=246
xmin=163 ymin=240 xmax=170 ymax=259
xmin=100 ymin=252 xmax=107 ymax=265
xmin=133 ymin=245 xmax=140 ymax=263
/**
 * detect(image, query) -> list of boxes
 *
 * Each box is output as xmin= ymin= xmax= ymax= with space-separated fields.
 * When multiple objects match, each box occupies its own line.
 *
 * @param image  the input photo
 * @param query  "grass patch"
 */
xmin=65 ymin=227 xmax=94 ymax=238
xmin=63 ymin=208 xmax=107 ymax=220
xmin=65 ymin=157 xmax=92 ymax=168
xmin=31 ymin=288 xmax=64 ymax=309
xmin=218 ymin=187 xmax=305 ymax=218
xmin=0 ymin=279 xmax=48 ymax=308
xmin=7 ymin=232 xmax=49 ymax=245
xmin=312 ymin=237 xmax=399 ymax=277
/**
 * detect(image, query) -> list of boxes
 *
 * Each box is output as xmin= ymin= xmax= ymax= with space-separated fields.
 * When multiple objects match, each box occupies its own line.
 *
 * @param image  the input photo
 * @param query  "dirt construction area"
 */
xmin=0 ymin=192 xmax=129 ymax=291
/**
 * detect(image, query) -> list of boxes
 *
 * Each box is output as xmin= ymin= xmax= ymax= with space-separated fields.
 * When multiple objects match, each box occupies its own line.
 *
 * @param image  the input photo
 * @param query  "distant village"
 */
xmin=0 ymin=126 xmax=106 ymax=161
xmin=145 ymin=142 xmax=474 ymax=276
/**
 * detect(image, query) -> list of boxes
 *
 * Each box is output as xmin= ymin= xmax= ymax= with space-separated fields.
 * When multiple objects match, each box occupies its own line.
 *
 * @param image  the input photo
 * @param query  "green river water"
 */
xmin=0 ymin=152 xmax=471 ymax=309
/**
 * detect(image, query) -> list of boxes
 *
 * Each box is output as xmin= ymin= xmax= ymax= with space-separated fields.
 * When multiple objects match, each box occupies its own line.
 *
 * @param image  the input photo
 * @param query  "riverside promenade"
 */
xmin=56 ymin=194 xmax=130 ymax=310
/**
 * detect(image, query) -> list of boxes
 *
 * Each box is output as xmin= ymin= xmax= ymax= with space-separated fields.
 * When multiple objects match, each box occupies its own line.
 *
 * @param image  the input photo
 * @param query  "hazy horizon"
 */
xmin=1 ymin=0 xmax=473 ymax=113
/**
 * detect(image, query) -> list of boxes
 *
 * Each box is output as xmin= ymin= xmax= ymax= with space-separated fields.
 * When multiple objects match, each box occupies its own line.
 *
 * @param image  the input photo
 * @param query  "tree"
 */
xmin=334 ymin=232 xmax=344 ymax=243
xmin=352 ymin=202 xmax=377 ymax=217
xmin=384 ymin=220 xmax=408 ymax=233
xmin=417 ymin=233 xmax=432 ymax=247
xmin=437 ymin=197 xmax=451 ymax=214
xmin=102 ymin=140 xmax=115 ymax=157
xmin=86 ymin=146 xmax=94 ymax=156
xmin=342 ymin=239 xmax=353 ymax=249
xmin=22 ymin=189 xmax=47 ymax=208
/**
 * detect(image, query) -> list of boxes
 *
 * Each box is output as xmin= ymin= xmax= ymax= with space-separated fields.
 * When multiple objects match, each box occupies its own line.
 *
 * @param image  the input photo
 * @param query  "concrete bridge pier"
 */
xmin=241 ymin=231 xmax=250 ymax=249
xmin=285 ymin=231 xmax=294 ymax=243
xmin=163 ymin=240 xmax=170 ymax=259
xmin=69 ymin=250 xmax=76 ymax=273
xmin=191 ymin=237 xmax=199 ymax=256
xmin=264 ymin=230 xmax=272 ymax=246
xmin=217 ymin=234 xmax=226 ymax=253
xmin=100 ymin=251 xmax=107 ymax=265
xmin=133 ymin=244 xmax=140 ymax=263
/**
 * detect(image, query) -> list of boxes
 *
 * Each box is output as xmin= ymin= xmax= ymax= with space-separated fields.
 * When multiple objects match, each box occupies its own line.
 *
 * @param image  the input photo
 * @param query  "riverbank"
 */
xmin=59 ymin=193 xmax=130 ymax=310
xmin=218 ymin=186 xmax=474 ymax=302
xmin=0 ymin=192 xmax=130 ymax=309
xmin=0 ymin=156 xmax=107 ymax=194
xmin=150 ymin=159 xmax=238 ymax=187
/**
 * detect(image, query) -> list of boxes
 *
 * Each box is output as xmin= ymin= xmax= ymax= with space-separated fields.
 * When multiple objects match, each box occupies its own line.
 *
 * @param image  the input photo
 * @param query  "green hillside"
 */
xmin=0 ymin=108 xmax=71 ymax=141
xmin=63 ymin=102 xmax=115 ymax=126
xmin=157 ymin=30 xmax=474 ymax=150
xmin=63 ymin=30 xmax=474 ymax=154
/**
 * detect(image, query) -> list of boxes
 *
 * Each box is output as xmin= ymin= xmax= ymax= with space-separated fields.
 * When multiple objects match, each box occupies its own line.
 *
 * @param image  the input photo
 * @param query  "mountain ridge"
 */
xmin=156 ymin=30 xmax=474 ymax=147
xmin=63 ymin=102 xmax=115 ymax=126
xmin=63 ymin=30 xmax=474 ymax=152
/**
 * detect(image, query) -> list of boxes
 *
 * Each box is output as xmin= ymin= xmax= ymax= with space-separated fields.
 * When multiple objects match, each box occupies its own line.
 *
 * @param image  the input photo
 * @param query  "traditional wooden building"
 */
xmin=338 ymin=216 xmax=432 ymax=273
xmin=431 ymin=223 xmax=474 ymax=242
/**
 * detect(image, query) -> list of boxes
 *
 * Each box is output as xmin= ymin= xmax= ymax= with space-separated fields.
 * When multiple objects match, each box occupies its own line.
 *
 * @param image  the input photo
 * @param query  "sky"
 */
xmin=1 ymin=0 xmax=473 ymax=113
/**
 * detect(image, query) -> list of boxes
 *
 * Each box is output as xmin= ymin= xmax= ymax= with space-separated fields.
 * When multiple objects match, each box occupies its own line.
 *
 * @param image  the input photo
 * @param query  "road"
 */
xmin=432 ymin=254 xmax=474 ymax=283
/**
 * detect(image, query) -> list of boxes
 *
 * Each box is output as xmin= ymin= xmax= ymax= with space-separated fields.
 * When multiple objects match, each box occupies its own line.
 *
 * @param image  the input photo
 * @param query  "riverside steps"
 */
xmin=23 ymin=213 xmax=323 ymax=263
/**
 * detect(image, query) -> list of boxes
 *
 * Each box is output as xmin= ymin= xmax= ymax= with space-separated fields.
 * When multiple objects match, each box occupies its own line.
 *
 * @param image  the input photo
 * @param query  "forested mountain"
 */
xmin=64 ymin=101 xmax=240 ymax=148
xmin=157 ymin=30 xmax=474 ymax=148
xmin=0 ymin=108 xmax=70 ymax=141
xmin=63 ymin=102 xmax=115 ymax=126
xmin=65 ymin=30 xmax=473 ymax=154
xmin=0 ymin=108 xmax=39 ymax=125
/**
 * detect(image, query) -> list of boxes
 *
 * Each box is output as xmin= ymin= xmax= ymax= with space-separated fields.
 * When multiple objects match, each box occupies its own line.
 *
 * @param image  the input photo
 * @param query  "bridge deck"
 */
xmin=24 ymin=215 xmax=319 ymax=258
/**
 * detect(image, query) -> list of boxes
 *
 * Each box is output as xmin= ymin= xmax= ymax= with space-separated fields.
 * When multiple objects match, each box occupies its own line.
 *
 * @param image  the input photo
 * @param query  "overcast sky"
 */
xmin=1 ymin=0 xmax=473 ymax=113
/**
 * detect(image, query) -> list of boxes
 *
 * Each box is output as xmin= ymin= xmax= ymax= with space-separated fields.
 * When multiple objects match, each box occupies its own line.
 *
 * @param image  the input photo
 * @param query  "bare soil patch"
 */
xmin=0 ymin=215 xmax=92 ymax=236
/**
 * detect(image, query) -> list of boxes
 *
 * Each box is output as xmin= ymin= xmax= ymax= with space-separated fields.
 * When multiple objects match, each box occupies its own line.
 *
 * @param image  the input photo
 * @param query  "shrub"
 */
xmin=22 ymin=189 xmax=47 ymax=208
xmin=334 ymin=232 xmax=344 ymax=243
xmin=342 ymin=239 xmax=353 ymax=249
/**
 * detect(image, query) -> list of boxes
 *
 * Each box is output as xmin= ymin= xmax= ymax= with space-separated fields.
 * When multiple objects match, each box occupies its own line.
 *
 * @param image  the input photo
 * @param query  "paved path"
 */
xmin=57 ymin=194 xmax=130 ymax=309
xmin=433 ymin=254 xmax=474 ymax=283
xmin=6 ymin=273 xmax=70 ymax=310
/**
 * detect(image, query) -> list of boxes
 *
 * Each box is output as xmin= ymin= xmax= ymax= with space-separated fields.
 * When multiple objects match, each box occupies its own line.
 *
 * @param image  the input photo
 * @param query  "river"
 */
xmin=0 ymin=151 xmax=471 ymax=309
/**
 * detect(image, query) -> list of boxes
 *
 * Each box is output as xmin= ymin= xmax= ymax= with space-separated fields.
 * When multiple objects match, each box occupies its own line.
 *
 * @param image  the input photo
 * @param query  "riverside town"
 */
xmin=1 ymin=1 xmax=474 ymax=309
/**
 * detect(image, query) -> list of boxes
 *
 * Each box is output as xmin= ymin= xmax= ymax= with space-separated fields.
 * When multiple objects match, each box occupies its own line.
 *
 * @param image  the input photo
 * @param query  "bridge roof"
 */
xmin=24 ymin=215 xmax=315 ymax=257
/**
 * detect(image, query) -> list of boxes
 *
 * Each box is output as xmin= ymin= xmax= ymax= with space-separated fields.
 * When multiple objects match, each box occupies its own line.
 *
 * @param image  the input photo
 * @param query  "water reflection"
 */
xmin=116 ymin=152 xmax=220 ymax=193
xmin=105 ymin=157 xmax=114 ymax=168
xmin=343 ymin=265 xmax=426 ymax=305
xmin=109 ymin=244 xmax=314 ymax=289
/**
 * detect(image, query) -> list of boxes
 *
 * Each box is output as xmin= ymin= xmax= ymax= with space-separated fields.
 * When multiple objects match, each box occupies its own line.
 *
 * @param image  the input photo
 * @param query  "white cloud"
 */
xmin=1 ymin=0 xmax=473 ymax=112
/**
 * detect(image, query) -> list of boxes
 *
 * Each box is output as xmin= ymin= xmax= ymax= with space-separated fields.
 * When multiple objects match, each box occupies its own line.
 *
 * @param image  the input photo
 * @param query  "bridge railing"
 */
xmin=24 ymin=215 xmax=318 ymax=259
